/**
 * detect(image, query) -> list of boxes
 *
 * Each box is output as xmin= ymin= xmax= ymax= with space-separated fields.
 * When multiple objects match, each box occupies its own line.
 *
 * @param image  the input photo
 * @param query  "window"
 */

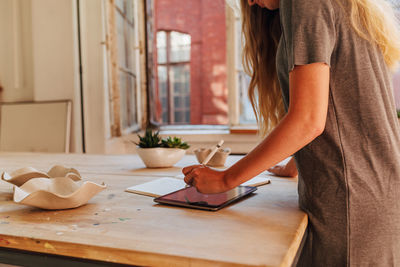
xmin=146 ymin=0 xmax=258 ymax=128
xmin=156 ymin=31 xmax=191 ymax=124
xmin=148 ymin=0 xmax=242 ymax=127
xmin=106 ymin=0 xmax=141 ymax=136
xmin=235 ymin=13 xmax=257 ymax=125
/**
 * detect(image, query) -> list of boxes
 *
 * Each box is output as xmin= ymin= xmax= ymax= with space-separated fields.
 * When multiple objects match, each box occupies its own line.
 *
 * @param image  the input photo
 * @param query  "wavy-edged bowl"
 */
xmin=13 ymin=177 xmax=106 ymax=210
xmin=1 ymin=165 xmax=81 ymax=187
xmin=47 ymin=165 xmax=81 ymax=180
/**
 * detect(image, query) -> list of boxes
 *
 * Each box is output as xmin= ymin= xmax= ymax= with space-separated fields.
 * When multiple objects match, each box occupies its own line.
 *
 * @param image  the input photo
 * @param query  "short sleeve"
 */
xmin=279 ymin=0 xmax=336 ymax=72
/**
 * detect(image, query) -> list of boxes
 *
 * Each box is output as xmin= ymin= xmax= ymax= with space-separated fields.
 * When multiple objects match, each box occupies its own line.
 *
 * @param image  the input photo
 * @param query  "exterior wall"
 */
xmin=154 ymin=0 xmax=228 ymax=124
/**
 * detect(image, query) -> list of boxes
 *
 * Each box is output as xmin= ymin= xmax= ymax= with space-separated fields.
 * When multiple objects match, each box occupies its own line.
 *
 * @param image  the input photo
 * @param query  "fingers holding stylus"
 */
xmin=183 ymin=165 xmax=204 ymax=186
xmin=182 ymin=165 xmax=203 ymax=176
xmin=184 ymin=139 xmax=225 ymax=188
xmin=183 ymin=165 xmax=230 ymax=194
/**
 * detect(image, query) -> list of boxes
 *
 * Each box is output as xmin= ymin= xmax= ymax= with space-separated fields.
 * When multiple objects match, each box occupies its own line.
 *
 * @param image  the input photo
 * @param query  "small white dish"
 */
xmin=194 ymin=148 xmax=231 ymax=167
xmin=1 ymin=165 xmax=81 ymax=187
xmin=13 ymin=177 xmax=106 ymax=210
xmin=136 ymin=147 xmax=186 ymax=168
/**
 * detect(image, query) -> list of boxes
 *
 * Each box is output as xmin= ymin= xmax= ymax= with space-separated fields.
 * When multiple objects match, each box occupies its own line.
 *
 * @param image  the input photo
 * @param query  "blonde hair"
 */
xmin=240 ymin=1 xmax=284 ymax=136
xmin=347 ymin=0 xmax=400 ymax=69
xmin=240 ymin=0 xmax=400 ymax=136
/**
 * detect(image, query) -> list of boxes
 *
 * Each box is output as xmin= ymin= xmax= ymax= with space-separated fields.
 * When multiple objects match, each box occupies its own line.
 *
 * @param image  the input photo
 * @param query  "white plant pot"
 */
xmin=136 ymin=147 xmax=186 ymax=168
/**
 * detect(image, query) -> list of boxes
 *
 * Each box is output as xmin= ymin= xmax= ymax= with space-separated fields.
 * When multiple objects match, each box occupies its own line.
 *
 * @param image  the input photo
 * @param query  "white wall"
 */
xmin=31 ymin=0 xmax=83 ymax=153
xmin=0 ymin=0 xmax=83 ymax=153
xmin=0 ymin=0 xmax=34 ymax=102
xmin=79 ymin=0 xmax=111 ymax=154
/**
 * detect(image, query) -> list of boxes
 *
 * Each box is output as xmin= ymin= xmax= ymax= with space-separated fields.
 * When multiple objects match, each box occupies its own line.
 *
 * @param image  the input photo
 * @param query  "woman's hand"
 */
xmin=182 ymin=165 xmax=231 ymax=194
xmin=268 ymin=157 xmax=298 ymax=178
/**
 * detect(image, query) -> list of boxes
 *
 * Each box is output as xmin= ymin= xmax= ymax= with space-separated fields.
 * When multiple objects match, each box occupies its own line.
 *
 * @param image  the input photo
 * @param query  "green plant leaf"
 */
xmin=160 ymin=136 xmax=190 ymax=149
xmin=136 ymin=129 xmax=162 ymax=148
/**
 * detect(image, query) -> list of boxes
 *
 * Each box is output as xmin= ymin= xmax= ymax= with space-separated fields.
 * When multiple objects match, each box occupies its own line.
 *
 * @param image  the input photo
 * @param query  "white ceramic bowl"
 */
xmin=136 ymin=147 xmax=186 ymax=168
xmin=2 ymin=165 xmax=81 ymax=187
xmin=194 ymin=147 xmax=231 ymax=167
xmin=13 ymin=177 xmax=106 ymax=210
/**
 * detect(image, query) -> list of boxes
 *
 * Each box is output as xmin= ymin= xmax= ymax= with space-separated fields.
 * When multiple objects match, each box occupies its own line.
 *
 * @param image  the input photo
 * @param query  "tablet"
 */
xmin=154 ymin=186 xmax=257 ymax=211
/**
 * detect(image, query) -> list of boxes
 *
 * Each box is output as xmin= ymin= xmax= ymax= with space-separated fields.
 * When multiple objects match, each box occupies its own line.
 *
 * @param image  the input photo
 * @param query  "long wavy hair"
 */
xmin=240 ymin=0 xmax=400 ymax=136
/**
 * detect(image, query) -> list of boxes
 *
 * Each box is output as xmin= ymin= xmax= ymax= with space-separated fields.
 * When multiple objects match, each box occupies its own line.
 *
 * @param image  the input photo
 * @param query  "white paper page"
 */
xmin=126 ymin=177 xmax=186 ymax=198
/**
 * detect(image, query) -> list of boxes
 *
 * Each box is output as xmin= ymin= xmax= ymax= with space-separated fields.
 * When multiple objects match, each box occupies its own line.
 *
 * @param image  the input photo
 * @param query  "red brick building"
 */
xmin=153 ymin=0 xmax=228 ymax=125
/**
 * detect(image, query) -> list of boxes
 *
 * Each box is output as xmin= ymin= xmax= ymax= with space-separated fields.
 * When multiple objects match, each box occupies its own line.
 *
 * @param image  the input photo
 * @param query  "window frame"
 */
xmin=156 ymin=30 xmax=191 ymax=124
xmin=146 ymin=1 xmax=257 ymax=132
xmin=79 ymin=0 xmax=147 ymax=153
xmin=107 ymin=0 xmax=143 ymax=136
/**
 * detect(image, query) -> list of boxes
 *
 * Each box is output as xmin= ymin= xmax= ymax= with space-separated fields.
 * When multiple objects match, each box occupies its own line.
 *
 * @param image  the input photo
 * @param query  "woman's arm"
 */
xmin=268 ymin=157 xmax=298 ymax=178
xmin=183 ymin=63 xmax=330 ymax=193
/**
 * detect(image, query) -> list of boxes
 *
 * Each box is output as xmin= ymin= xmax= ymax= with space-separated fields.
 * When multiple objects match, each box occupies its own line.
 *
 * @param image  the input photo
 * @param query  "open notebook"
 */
xmin=126 ymin=175 xmax=271 ymax=198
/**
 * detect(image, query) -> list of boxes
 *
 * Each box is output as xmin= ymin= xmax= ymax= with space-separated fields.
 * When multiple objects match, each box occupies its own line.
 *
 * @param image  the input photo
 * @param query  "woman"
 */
xmin=183 ymin=0 xmax=400 ymax=265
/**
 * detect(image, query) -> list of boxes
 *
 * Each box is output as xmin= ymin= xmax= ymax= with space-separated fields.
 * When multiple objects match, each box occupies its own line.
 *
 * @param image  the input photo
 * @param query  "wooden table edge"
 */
xmin=280 ymin=215 xmax=308 ymax=267
xmin=0 ymin=234 xmax=263 ymax=267
xmin=0 ymin=213 xmax=308 ymax=267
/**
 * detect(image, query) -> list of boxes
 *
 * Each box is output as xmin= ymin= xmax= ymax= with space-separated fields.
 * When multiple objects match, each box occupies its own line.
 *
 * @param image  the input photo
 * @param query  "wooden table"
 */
xmin=0 ymin=153 xmax=307 ymax=267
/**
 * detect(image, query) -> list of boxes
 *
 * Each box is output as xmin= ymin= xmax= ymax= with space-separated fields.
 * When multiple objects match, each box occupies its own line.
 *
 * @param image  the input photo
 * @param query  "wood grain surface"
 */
xmin=0 ymin=153 xmax=307 ymax=267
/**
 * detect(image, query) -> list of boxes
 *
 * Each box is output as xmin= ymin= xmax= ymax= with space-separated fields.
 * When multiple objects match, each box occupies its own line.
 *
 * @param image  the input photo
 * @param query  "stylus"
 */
xmin=185 ymin=140 xmax=224 ymax=188
xmin=201 ymin=140 xmax=224 ymax=166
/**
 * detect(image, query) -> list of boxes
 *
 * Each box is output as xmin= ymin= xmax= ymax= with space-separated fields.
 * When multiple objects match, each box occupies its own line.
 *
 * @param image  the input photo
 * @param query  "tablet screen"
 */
xmin=154 ymin=186 xmax=257 ymax=211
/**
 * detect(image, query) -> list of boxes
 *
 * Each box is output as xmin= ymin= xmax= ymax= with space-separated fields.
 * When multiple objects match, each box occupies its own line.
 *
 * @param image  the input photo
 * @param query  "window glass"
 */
xmin=127 ymin=26 xmax=136 ymax=71
xmin=171 ymin=64 xmax=191 ymax=124
xmin=170 ymin=31 xmax=191 ymax=63
xmin=107 ymin=0 xmax=138 ymax=135
xmin=115 ymin=0 xmax=125 ymax=12
xmin=238 ymin=72 xmax=257 ymax=124
xmin=151 ymin=0 xmax=228 ymax=125
xmin=156 ymin=30 xmax=191 ymax=124
xmin=126 ymin=0 xmax=135 ymax=25
xmin=157 ymin=31 xmax=167 ymax=64
xmin=116 ymin=13 xmax=127 ymax=68
xmin=119 ymin=71 xmax=137 ymax=130
xmin=127 ymin=74 xmax=137 ymax=127
xmin=236 ymin=17 xmax=257 ymax=124
xmin=157 ymin=65 xmax=168 ymax=122
xmin=119 ymin=73 xmax=128 ymax=129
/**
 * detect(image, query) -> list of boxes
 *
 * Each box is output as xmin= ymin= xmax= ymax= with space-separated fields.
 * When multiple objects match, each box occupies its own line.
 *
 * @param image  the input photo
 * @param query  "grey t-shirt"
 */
xmin=276 ymin=0 xmax=400 ymax=265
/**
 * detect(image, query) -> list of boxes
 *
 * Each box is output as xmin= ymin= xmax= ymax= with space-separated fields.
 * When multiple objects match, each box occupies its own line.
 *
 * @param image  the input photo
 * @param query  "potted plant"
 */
xmin=135 ymin=129 xmax=190 ymax=168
